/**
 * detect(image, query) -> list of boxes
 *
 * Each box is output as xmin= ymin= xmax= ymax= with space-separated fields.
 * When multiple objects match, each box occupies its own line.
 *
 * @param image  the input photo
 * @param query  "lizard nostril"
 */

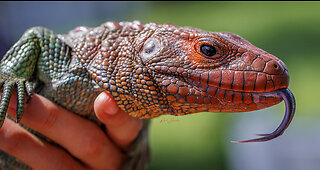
xmin=264 ymin=60 xmax=285 ymax=75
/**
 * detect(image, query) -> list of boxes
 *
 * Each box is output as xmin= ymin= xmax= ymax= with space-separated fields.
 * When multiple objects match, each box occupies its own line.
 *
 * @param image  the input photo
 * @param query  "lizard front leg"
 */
xmin=0 ymin=27 xmax=70 ymax=127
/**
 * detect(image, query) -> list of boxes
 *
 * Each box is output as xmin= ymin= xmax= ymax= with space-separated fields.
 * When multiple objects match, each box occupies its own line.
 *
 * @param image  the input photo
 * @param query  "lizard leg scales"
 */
xmin=0 ymin=27 xmax=72 ymax=126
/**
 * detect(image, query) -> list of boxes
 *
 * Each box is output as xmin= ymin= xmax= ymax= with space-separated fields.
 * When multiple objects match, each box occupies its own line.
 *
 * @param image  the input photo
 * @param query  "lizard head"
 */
xmin=77 ymin=21 xmax=295 ymax=142
xmin=135 ymin=23 xmax=295 ymax=142
xmin=135 ymin=23 xmax=290 ymax=113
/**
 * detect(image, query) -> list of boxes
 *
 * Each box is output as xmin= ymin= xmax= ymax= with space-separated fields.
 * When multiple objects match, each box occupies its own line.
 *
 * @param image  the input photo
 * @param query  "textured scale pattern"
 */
xmin=0 ymin=20 xmax=295 ymax=169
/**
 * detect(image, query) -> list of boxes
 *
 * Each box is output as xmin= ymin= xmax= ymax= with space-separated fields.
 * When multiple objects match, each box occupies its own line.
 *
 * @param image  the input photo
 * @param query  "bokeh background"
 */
xmin=0 ymin=1 xmax=319 ymax=170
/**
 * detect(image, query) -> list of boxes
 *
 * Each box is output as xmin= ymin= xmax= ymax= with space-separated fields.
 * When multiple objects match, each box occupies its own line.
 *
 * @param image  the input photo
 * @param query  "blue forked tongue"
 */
xmin=232 ymin=88 xmax=296 ymax=143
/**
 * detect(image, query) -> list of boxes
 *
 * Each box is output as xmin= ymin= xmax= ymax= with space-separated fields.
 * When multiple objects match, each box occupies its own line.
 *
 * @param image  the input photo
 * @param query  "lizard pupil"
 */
xmin=200 ymin=44 xmax=217 ymax=58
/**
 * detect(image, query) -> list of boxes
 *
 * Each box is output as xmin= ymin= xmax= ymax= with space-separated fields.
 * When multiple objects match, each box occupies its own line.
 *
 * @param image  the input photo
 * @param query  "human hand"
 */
xmin=0 ymin=91 xmax=142 ymax=170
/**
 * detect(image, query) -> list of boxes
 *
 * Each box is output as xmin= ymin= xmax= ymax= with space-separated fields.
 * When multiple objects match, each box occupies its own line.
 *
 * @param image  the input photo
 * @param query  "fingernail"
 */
xmin=103 ymin=93 xmax=119 ymax=115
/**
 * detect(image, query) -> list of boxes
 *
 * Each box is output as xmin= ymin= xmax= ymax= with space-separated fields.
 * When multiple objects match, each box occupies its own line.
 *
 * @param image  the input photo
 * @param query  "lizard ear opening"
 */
xmin=140 ymin=38 xmax=161 ymax=64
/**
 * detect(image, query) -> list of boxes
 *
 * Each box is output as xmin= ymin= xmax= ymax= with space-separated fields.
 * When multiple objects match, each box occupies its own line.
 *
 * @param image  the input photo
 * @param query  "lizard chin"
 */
xmin=231 ymin=88 xmax=296 ymax=143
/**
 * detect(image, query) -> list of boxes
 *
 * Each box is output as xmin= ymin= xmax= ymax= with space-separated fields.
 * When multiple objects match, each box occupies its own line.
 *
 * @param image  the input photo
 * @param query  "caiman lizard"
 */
xmin=0 ymin=21 xmax=296 ymax=169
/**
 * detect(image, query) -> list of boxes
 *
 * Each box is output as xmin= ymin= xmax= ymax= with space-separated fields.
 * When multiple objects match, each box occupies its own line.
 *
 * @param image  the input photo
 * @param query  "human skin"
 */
xmin=0 ymin=91 xmax=142 ymax=170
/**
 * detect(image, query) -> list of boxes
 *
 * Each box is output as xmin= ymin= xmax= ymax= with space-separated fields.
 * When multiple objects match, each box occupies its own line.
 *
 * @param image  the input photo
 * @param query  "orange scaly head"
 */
xmin=136 ymin=23 xmax=295 ymax=142
xmin=78 ymin=21 xmax=295 ymax=142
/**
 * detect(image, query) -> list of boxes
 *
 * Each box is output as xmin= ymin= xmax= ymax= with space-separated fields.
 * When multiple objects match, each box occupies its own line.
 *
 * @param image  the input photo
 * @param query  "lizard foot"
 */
xmin=0 ymin=75 xmax=34 ymax=127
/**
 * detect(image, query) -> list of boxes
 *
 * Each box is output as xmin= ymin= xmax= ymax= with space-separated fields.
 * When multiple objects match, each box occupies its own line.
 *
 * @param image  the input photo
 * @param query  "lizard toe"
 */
xmin=0 ymin=81 xmax=14 ymax=127
xmin=0 ymin=76 xmax=33 ymax=126
xmin=16 ymin=80 xmax=25 ymax=123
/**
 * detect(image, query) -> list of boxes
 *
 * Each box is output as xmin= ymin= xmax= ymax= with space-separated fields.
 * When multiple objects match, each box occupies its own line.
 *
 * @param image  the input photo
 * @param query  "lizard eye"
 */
xmin=141 ymin=38 xmax=161 ymax=62
xmin=200 ymin=44 xmax=217 ymax=58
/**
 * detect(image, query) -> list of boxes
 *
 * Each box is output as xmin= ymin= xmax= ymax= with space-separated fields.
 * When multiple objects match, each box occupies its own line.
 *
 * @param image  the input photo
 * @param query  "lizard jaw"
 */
xmin=161 ymin=72 xmax=295 ymax=142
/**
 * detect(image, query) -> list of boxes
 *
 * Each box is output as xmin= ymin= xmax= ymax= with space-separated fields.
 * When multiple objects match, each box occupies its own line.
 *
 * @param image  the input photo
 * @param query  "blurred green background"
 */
xmin=0 ymin=1 xmax=319 ymax=170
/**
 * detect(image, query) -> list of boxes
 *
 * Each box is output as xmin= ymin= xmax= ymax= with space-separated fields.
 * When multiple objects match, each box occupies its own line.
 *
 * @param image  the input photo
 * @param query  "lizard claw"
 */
xmin=0 ymin=76 xmax=34 ymax=127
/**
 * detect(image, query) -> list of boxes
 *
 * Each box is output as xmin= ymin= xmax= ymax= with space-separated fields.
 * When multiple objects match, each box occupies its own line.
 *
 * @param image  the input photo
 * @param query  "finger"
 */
xmin=7 ymin=93 xmax=125 ymax=170
xmin=94 ymin=92 xmax=142 ymax=150
xmin=0 ymin=118 xmax=85 ymax=170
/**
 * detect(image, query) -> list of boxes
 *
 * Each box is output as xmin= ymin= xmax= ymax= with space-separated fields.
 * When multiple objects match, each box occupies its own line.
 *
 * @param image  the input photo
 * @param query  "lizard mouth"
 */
xmin=165 ymin=69 xmax=295 ymax=142
xmin=232 ymin=88 xmax=296 ymax=143
xmin=152 ymin=61 xmax=295 ymax=142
